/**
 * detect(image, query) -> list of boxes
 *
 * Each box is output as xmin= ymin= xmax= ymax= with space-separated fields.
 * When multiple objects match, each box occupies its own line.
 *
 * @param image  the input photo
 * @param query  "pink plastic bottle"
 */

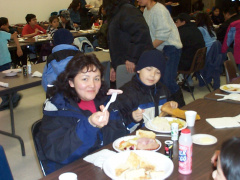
xmin=178 ymin=129 xmax=192 ymax=174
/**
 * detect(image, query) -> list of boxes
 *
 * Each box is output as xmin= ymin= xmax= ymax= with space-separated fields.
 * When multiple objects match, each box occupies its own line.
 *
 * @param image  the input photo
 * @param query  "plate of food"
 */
xmin=103 ymin=150 xmax=174 ymax=180
xmin=220 ymin=84 xmax=240 ymax=94
xmin=145 ymin=117 xmax=187 ymax=133
xmin=192 ymin=134 xmax=217 ymax=145
xmin=113 ymin=130 xmax=161 ymax=152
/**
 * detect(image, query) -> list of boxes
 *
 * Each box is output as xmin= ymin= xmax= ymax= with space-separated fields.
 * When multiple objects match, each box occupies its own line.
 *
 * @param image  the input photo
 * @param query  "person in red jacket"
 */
xmin=22 ymin=14 xmax=46 ymax=38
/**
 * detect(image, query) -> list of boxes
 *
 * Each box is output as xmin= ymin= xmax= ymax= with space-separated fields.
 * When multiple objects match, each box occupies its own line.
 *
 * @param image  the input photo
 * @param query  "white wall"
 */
xmin=0 ymin=0 xmax=72 ymax=24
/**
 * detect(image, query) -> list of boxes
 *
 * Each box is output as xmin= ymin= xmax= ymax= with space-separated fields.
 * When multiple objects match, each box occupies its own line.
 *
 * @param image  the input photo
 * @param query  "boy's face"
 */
xmin=60 ymin=17 xmax=67 ymax=23
xmin=29 ymin=17 xmax=37 ymax=26
xmin=137 ymin=67 xmax=161 ymax=86
xmin=51 ymin=18 xmax=59 ymax=29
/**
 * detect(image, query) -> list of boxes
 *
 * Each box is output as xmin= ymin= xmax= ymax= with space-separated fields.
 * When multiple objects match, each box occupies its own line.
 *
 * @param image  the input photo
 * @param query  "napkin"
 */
xmin=0 ymin=82 xmax=9 ymax=88
xmin=32 ymin=71 xmax=42 ymax=77
xmin=83 ymin=149 xmax=116 ymax=168
xmin=206 ymin=114 xmax=240 ymax=129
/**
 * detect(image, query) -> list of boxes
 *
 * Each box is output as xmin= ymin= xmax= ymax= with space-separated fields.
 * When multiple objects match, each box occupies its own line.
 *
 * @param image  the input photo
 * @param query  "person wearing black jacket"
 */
xmin=217 ymin=6 xmax=240 ymax=43
xmin=117 ymin=49 xmax=178 ymax=132
xmin=175 ymin=13 xmax=205 ymax=91
xmin=175 ymin=13 xmax=205 ymax=71
xmin=103 ymin=0 xmax=153 ymax=79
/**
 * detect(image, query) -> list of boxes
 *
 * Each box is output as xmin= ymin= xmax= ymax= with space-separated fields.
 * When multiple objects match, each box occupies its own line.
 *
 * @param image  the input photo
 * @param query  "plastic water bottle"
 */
xmin=178 ymin=128 xmax=192 ymax=175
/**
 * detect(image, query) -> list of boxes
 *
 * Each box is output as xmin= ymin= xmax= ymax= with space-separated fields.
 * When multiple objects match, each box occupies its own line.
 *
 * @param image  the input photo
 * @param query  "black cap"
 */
xmin=53 ymin=29 xmax=74 ymax=46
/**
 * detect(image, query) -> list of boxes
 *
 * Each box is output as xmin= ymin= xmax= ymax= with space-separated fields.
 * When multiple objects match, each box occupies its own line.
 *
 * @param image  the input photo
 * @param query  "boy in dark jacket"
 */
xmin=117 ymin=49 xmax=178 ymax=132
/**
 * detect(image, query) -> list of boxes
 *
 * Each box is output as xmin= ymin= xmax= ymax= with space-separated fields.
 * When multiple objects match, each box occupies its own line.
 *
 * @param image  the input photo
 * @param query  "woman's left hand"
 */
xmin=88 ymin=105 xmax=109 ymax=128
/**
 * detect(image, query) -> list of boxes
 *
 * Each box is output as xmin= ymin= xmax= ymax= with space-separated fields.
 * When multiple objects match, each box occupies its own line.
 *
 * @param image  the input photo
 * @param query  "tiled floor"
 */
xmin=0 ymin=76 xmax=226 ymax=180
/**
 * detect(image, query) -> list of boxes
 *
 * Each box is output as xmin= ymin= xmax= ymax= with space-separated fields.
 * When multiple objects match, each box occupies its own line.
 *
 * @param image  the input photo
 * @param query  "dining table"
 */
xmin=40 ymin=98 xmax=240 ymax=180
xmin=0 ymin=63 xmax=45 ymax=156
xmin=8 ymin=30 xmax=98 ymax=51
xmin=204 ymin=76 xmax=240 ymax=104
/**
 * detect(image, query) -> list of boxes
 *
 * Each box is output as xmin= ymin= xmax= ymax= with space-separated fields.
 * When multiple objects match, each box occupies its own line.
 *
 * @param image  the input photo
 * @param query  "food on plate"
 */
xmin=151 ymin=117 xmax=186 ymax=131
xmin=118 ymin=130 xmax=160 ymax=151
xmin=160 ymin=103 xmax=201 ymax=120
xmin=199 ymin=137 xmax=214 ymax=144
xmin=115 ymin=152 xmax=165 ymax=180
xmin=222 ymin=85 xmax=240 ymax=92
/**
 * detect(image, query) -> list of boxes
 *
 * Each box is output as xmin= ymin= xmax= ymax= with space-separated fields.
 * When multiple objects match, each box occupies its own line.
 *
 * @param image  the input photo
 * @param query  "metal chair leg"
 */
xmin=198 ymin=73 xmax=211 ymax=92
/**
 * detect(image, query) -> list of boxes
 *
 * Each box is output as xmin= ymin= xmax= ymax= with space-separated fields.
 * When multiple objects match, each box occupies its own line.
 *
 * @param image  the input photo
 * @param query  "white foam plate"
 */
xmin=192 ymin=134 xmax=217 ymax=145
xmin=2 ymin=70 xmax=17 ymax=76
xmin=113 ymin=135 xmax=161 ymax=152
xmin=103 ymin=150 xmax=174 ymax=180
xmin=145 ymin=117 xmax=187 ymax=133
xmin=220 ymin=84 xmax=240 ymax=94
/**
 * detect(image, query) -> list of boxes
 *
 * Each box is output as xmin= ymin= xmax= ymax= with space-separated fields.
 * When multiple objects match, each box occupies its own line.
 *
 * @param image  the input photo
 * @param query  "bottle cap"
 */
xmin=181 ymin=128 xmax=191 ymax=134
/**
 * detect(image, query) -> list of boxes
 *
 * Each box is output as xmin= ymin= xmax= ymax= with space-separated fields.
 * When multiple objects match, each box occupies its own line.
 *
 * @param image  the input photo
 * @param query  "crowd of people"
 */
xmin=1 ymin=0 xmax=240 ymax=179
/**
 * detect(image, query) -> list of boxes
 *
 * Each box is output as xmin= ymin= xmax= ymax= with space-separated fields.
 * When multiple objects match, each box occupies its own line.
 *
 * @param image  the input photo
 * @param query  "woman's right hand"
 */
xmin=88 ymin=105 xmax=109 ymax=128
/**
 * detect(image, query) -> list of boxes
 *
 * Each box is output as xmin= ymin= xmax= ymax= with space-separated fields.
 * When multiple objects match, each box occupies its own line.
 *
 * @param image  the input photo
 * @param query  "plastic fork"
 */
xmin=99 ymin=92 xmax=118 ymax=122
xmin=138 ymin=107 xmax=154 ymax=127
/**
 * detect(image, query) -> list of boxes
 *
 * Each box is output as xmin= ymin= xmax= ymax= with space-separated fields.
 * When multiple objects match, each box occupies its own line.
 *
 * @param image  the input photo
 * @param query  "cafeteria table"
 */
xmin=204 ymin=76 xmax=240 ymax=104
xmin=0 ymin=63 xmax=45 ymax=156
xmin=40 ymin=99 xmax=240 ymax=180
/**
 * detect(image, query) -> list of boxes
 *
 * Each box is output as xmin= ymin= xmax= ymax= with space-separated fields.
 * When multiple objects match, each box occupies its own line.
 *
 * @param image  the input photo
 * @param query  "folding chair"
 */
xmin=178 ymin=47 xmax=211 ymax=100
xmin=224 ymin=60 xmax=238 ymax=84
xmin=227 ymin=52 xmax=240 ymax=77
xmin=31 ymin=120 xmax=46 ymax=176
xmin=116 ymin=64 xmax=135 ymax=89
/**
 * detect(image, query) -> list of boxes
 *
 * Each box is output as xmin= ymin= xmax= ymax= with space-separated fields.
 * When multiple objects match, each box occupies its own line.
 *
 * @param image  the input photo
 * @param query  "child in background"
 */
xmin=58 ymin=10 xmax=75 ymax=30
xmin=211 ymin=137 xmax=240 ymax=180
xmin=22 ymin=14 xmax=46 ymax=38
xmin=47 ymin=15 xmax=59 ymax=37
xmin=210 ymin=7 xmax=224 ymax=25
xmin=0 ymin=17 xmax=28 ymax=67
xmin=91 ymin=15 xmax=100 ymax=28
xmin=117 ymin=49 xmax=178 ymax=132
xmin=0 ymin=30 xmax=23 ymax=110
xmin=0 ymin=17 xmax=17 ymax=34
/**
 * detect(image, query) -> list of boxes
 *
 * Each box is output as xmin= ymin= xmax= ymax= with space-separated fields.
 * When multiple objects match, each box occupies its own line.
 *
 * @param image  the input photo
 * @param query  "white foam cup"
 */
xmin=59 ymin=172 xmax=77 ymax=180
xmin=185 ymin=111 xmax=197 ymax=127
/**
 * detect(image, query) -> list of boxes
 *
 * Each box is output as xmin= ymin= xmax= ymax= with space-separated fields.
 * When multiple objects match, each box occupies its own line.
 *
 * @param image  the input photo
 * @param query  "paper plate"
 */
xmin=103 ymin=150 xmax=174 ymax=180
xmin=145 ymin=117 xmax=187 ymax=133
xmin=192 ymin=134 xmax=217 ymax=145
xmin=220 ymin=84 xmax=240 ymax=94
xmin=113 ymin=135 xmax=161 ymax=152
xmin=2 ymin=70 xmax=17 ymax=77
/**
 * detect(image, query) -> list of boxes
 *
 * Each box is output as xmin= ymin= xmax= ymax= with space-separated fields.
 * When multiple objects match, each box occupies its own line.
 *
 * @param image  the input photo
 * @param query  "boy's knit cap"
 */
xmin=136 ymin=49 xmax=166 ymax=76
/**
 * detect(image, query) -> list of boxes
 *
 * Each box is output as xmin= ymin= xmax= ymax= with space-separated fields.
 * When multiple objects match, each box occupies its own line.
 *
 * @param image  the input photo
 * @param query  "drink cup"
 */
xmin=185 ymin=111 xmax=197 ymax=127
xmin=34 ymin=36 xmax=38 ymax=41
xmin=59 ymin=172 xmax=77 ymax=180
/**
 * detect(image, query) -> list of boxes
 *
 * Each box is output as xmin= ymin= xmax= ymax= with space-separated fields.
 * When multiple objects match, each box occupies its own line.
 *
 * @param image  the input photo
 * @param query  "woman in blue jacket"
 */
xmin=37 ymin=53 xmax=128 ymax=175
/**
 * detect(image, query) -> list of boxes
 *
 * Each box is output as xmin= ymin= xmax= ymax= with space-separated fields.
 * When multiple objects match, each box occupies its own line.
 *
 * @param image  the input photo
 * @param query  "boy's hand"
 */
xmin=132 ymin=108 xmax=144 ymax=122
xmin=73 ymin=23 xmax=78 ymax=28
xmin=88 ymin=105 xmax=109 ymax=128
xmin=159 ymin=101 xmax=178 ymax=117
xmin=17 ymin=48 xmax=23 ymax=57
xmin=35 ymin=28 xmax=40 ymax=34
xmin=169 ymin=101 xmax=178 ymax=109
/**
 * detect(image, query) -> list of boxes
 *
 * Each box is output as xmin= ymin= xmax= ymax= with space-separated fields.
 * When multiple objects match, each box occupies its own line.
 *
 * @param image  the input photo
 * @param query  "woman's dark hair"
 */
xmin=195 ymin=12 xmax=215 ymax=37
xmin=25 ymin=14 xmax=36 ymax=24
xmin=0 ymin=17 xmax=8 ymax=27
xmin=212 ymin=6 xmax=220 ymax=14
xmin=68 ymin=0 xmax=81 ymax=12
xmin=49 ymin=15 xmax=59 ymax=23
xmin=220 ymin=137 xmax=240 ymax=180
xmin=47 ymin=53 xmax=105 ymax=102
xmin=103 ymin=0 xmax=128 ymax=21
